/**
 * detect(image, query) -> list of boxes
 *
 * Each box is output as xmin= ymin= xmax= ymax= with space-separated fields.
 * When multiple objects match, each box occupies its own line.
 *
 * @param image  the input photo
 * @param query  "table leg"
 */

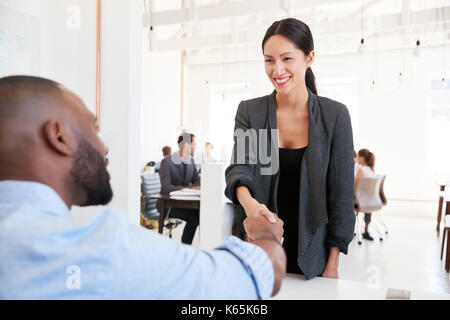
xmin=437 ymin=185 xmax=445 ymax=236
xmin=158 ymin=201 xmax=165 ymax=234
xmin=446 ymin=229 xmax=450 ymax=272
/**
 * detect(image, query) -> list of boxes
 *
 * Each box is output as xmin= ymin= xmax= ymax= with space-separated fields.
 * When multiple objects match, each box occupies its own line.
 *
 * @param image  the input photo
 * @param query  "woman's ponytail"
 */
xmin=305 ymin=67 xmax=317 ymax=95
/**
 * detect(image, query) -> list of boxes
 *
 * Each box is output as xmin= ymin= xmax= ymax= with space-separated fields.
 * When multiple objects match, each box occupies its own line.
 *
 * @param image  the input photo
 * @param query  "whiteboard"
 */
xmin=0 ymin=4 xmax=40 ymax=77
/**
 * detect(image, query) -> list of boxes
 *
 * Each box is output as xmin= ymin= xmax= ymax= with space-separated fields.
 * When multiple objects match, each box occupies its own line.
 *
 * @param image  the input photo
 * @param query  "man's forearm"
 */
xmin=252 ymin=236 xmax=286 ymax=297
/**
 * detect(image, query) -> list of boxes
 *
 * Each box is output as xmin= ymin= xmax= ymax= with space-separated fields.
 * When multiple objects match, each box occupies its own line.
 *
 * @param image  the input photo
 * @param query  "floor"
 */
xmin=165 ymin=201 xmax=450 ymax=295
xmin=340 ymin=212 xmax=450 ymax=294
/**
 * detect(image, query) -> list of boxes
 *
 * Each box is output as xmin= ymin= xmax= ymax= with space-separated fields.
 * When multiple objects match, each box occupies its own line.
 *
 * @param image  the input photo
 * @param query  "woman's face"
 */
xmin=263 ymin=34 xmax=314 ymax=95
xmin=357 ymin=156 xmax=366 ymax=166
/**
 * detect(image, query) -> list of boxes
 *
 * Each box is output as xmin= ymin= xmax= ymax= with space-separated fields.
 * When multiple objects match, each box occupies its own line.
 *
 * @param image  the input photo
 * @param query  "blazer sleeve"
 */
xmin=224 ymin=100 xmax=257 ymax=205
xmin=325 ymin=104 xmax=356 ymax=255
xmin=159 ymin=158 xmax=183 ymax=194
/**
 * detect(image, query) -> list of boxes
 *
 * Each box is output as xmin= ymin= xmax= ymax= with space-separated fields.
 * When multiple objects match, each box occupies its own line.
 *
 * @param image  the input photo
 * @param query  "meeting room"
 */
xmin=0 ymin=0 xmax=450 ymax=305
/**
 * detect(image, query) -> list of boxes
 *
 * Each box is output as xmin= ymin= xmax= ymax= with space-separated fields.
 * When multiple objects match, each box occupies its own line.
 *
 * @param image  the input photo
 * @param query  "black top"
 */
xmin=277 ymin=147 xmax=307 ymax=274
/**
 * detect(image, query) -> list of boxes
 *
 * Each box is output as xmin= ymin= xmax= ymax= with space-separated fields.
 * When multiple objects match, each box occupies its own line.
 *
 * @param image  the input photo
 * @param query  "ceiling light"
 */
xmin=358 ymin=38 xmax=365 ymax=54
xmin=413 ymin=40 xmax=421 ymax=57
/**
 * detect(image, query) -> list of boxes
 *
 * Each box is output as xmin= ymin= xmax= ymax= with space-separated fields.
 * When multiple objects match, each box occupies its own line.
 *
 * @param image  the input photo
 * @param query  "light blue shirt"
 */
xmin=0 ymin=181 xmax=274 ymax=299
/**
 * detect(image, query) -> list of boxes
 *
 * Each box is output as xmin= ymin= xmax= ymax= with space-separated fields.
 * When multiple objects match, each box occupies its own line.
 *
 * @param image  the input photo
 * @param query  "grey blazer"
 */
xmin=159 ymin=152 xmax=200 ymax=194
xmin=225 ymin=88 xmax=355 ymax=279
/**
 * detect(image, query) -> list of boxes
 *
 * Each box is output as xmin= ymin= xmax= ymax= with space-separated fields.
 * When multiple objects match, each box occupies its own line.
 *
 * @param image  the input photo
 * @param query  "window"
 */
xmin=208 ymin=84 xmax=251 ymax=162
xmin=427 ymin=75 xmax=450 ymax=175
xmin=316 ymin=77 xmax=360 ymax=147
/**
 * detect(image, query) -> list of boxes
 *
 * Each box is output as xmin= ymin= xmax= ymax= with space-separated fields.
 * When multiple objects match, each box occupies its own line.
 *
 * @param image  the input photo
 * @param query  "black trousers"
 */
xmin=168 ymin=208 xmax=199 ymax=245
xmin=364 ymin=213 xmax=372 ymax=224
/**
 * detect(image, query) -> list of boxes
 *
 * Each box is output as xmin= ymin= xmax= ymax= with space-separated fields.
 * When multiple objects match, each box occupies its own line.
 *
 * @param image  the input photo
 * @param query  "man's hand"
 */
xmin=243 ymin=215 xmax=286 ymax=297
xmin=243 ymin=214 xmax=284 ymax=244
xmin=189 ymin=186 xmax=200 ymax=190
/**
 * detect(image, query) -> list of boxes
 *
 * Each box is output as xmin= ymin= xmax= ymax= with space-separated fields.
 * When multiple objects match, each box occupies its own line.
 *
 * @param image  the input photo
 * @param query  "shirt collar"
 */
xmin=0 ymin=180 xmax=71 ymax=217
xmin=175 ymin=151 xmax=191 ymax=164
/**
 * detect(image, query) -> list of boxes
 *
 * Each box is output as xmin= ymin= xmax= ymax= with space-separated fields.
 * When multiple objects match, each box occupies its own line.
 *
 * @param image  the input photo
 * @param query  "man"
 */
xmin=0 ymin=75 xmax=286 ymax=299
xmin=162 ymin=145 xmax=172 ymax=158
xmin=158 ymin=133 xmax=201 ymax=244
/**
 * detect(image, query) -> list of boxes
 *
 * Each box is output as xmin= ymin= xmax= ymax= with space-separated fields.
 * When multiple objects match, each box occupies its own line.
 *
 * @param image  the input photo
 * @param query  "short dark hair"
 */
xmin=0 ymin=75 xmax=62 ymax=118
xmin=162 ymin=146 xmax=172 ymax=156
xmin=178 ymin=133 xmax=195 ymax=149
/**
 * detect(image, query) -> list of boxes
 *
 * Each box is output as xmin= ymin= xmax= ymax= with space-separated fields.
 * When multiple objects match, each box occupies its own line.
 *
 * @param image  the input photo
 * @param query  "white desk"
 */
xmin=273 ymin=274 xmax=450 ymax=300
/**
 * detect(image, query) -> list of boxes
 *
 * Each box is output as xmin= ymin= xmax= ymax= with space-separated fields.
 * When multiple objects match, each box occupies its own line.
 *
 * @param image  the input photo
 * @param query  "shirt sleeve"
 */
xmin=216 ymin=236 xmax=274 ymax=299
xmin=103 ymin=209 xmax=274 ymax=299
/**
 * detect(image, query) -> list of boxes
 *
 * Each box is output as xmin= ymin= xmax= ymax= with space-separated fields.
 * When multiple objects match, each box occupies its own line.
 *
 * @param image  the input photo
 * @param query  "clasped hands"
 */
xmin=243 ymin=202 xmax=284 ymax=244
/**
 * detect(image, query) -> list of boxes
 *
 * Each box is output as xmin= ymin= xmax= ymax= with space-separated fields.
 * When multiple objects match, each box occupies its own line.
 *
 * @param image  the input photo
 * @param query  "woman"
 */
xmin=225 ymin=18 xmax=355 ymax=280
xmin=354 ymin=148 xmax=377 ymax=241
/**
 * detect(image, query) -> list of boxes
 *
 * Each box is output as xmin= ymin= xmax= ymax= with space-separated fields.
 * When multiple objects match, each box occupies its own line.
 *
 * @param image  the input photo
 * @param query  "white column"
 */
xmin=199 ymin=162 xmax=234 ymax=249
xmin=100 ymin=0 xmax=142 ymax=225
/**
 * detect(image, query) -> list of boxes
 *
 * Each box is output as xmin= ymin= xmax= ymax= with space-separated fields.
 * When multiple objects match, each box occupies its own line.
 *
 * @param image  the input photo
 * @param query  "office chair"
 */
xmin=140 ymin=171 xmax=183 ymax=236
xmin=140 ymin=171 xmax=161 ymax=229
xmin=374 ymin=174 xmax=389 ymax=235
xmin=354 ymin=176 xmax=384 ymax=244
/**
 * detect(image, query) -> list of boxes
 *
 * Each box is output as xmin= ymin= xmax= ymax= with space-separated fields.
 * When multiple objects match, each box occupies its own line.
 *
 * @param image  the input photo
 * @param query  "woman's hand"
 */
xmin=236 ymin=186 xmax=277 ymax=223
xmin=321 ymin=266 xmax=339 ymax=279
xmin=246 ymin=201 xmax=277 ymax=223
xmin=321 ymin=247 xmax=340 ymax=279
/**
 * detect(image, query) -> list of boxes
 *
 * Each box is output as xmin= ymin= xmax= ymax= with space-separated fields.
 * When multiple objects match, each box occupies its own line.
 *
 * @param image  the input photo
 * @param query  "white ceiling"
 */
xmin=144 ymin=0 xmax=450 ymax=63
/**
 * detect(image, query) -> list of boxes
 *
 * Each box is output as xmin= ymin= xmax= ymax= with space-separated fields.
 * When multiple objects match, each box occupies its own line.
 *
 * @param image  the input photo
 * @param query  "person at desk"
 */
xmin=162 ymin=145 xmax=172 ymax=158
xmin=355 ymin=148 xmax=377 ymax=241
xmin=0 ymin=75 xmax=286 ymax=299
xmin=225 ymin=18 xmax=355 ymax=280
xmin=203 ymin=142 xmax=217 ymax=163
xmin=158 ymin=132 xmax=201 ymax=244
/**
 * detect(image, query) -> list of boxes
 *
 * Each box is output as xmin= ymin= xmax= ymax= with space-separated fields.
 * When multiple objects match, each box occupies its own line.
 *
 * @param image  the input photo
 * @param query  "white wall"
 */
xmin=0 ymin=0 xmax=97 ymax=113
xmin=100 ymin=0 xmax=142 ymax=225
xmin=184 ymin=45 xmax=450 ymax=204
xmin=0 ymin=0 xmax=143 ymax=226
xmin=140 ymin=0 xmax=183 ymax=169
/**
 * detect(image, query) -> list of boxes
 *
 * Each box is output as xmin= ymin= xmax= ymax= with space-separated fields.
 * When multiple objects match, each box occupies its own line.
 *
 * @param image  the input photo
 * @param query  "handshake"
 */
xmin=243 ymin=213 xmax=284 ymax=245
xmin=242 ymin=208 xmax=286 ymax=297
xmin=242 ymin=202 xmax=284 ymax=244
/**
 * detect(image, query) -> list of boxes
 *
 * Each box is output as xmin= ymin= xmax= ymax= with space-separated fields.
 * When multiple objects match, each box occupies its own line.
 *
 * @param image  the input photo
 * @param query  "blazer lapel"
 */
xmin=184 ymin=159 xmax=192 ymax=186
xmin=300 ymin=89 xmax=329 ymax=245
xmin=172 ymin=152 xmax=185 ymax=185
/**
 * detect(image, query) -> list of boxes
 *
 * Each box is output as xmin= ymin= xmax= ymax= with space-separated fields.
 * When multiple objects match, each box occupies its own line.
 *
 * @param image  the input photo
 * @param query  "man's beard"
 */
xmin=70 ymin=138 xmax=113 ymax=206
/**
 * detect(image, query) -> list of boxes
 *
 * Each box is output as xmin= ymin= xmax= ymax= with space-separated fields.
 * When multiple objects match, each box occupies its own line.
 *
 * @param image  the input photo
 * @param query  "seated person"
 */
xmin=0 ymin=75 xmax=286 ymax=299
xmin=355 ymin=148 xmax=377 ymax=241
xmin=203 ymin=142 xmax=217 ymax=163
xmin=158 ymin=133 xmax=200 ymax=245
xmin=162 ymin=145 xmax=172 ymax=158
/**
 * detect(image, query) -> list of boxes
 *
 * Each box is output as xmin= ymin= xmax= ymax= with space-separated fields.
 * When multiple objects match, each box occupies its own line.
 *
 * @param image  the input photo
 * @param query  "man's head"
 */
xmin=162 ymin=145 xmax=172 ymax=157
xmin=177 ymin=132 xmax=196 ymax=157
xmin=0 ymin=75 xmax=112 ymax=208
